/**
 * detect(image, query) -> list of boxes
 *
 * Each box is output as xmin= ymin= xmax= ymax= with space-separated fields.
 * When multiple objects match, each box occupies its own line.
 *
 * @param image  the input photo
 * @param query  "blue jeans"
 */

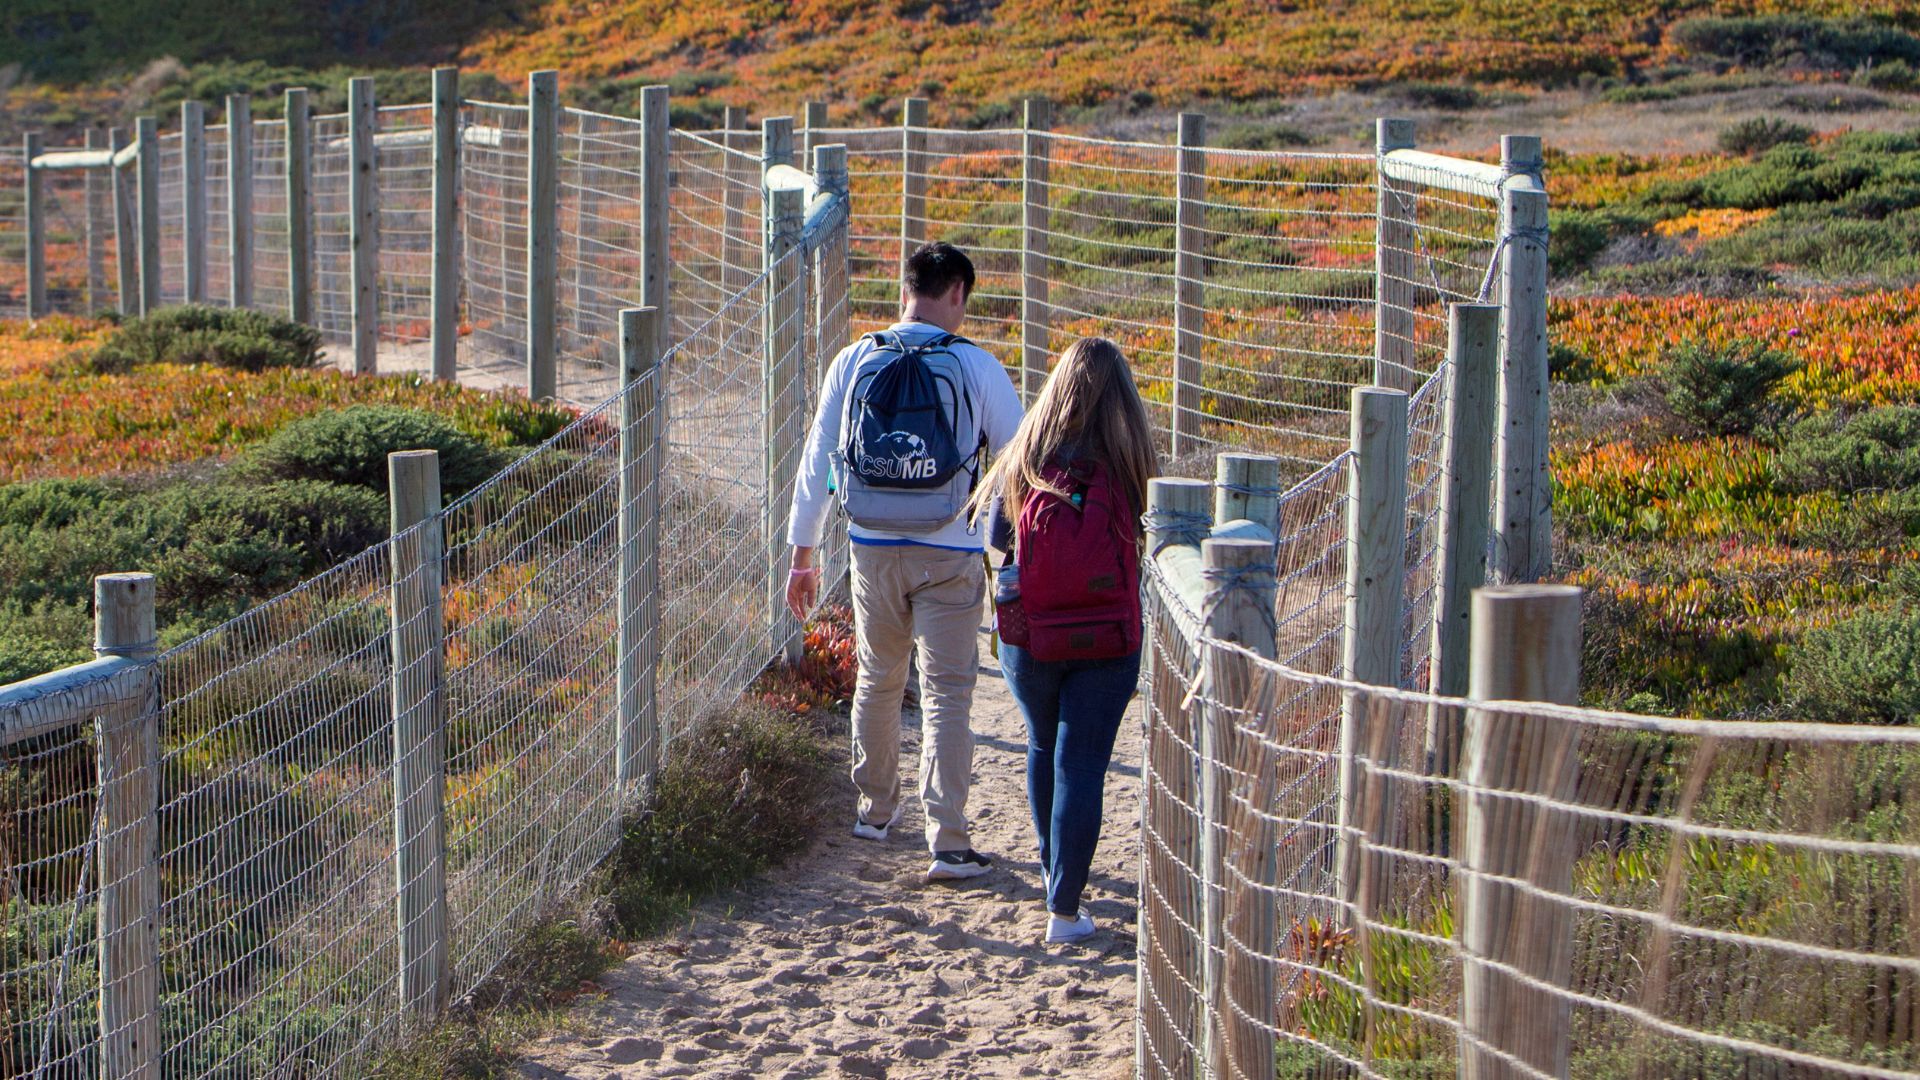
xmin=999 ymin=643 xmax=1141 ymax=918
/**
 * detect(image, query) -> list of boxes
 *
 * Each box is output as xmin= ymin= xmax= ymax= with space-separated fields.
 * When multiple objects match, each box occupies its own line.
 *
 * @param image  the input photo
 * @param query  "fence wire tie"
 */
xmin=1142 ymin=508 xmax=1212 ymax=556
xmin=1214 ymin=480 xmax=1283 ymax=502
xmin=1473 ymin=222 xmax=1551 ymax=304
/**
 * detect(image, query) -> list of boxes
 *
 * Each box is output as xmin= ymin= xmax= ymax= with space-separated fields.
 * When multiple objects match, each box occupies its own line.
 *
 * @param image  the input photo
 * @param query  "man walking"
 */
xmin=785 ymin=242 xmax=1023 ymax=881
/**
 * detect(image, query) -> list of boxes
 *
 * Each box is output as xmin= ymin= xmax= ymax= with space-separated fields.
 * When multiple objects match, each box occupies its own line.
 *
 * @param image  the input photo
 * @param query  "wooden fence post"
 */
xmin=285 ymin=88 xmax=313 ymax=325
xmin=1020 ymin=97 xmax=1051 ymax=404
xmin=111 ymin=128 xmax=138 ymax=315
xmin=1213 ymin=452 xmax=1281 ymax=530
xmin=95 ymin=571 xmax=159 ymax=1080
xmin=429 ymin=67 xmax=460 ymax=383
xmin=813 ymin=141 xmax=851 ymax=367
xmin=641 ymin=86 xmax=670 ymax=360
xmin=348 ymin=77 xmax=378 ymax=373
xmin=23 ymin=132 xmax=45 ymax=319
xmin=900 ymin=97 xmax=928 ymax=263
xmin=1427 ymin=303 xmax=1500 ymax=772
xmin=226 ymin=94 xmax=253 ymax=310
xmin=1199 ymin=536 xmax=1278 ymax=1080
xmin=135 ymin=116 xmax=161 ymax=315
xmin=1494 ymin=148 xmax=1551 ymax=585
xmin=802 ymin=100 xmax=827 ymax=160
xmin=182 ymin=101 xmax=207 ymax=304
xmin=526 ymin=70 xmax=559 ymax=400
xmin=86 ymin=129 xmax=108 ymax=311
xmin=618 ymin=306 xmax=664 ymax=786
xmin=762 ymin=115 xmax=794 ymax=176
xmin=389 ymin=449 xmax=448 ymax=1019
xmin=1172 ymin=112 xmax=1206 ymax=460
xmin=1336 ymin=386 xmax=1409 ymax=912
xmin=722 ymin=106 xmax=751 ymax=298
xmin=1374 ymin=118 xmax=1417 ymax=392
xmin=765 ymin=183 xmax=806 ymax=661
xmin=1460 ymin=584 xmax=1582 ymax=1080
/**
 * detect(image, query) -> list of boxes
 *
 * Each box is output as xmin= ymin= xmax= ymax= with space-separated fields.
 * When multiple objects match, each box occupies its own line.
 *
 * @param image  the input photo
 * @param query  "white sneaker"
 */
xmin=925 ymin=849 xmax=993 ymax=881
xmin=852 ymin=803 xmax=903 ymax=841
xmin=1045 ymin=912 xmax=1096 ymax=944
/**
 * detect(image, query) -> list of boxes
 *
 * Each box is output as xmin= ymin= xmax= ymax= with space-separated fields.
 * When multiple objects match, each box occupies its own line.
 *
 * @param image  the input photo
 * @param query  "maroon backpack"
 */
xmin=1015 ymin=458 xmax=1142 ymax=662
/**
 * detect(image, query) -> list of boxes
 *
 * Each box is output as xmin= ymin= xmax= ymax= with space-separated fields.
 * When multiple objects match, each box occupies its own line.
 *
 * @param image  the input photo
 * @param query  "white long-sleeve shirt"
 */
xmin=787 ymin=322 xmax=1024 ymax=552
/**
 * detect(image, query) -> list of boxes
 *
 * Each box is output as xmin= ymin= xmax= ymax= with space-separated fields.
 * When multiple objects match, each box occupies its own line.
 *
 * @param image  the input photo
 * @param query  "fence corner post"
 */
xmin=110 ymin=127 xmax=139 ymax=316
xmin=86 ymin=128 xmax=108 ymax=312
xmin=1428 ymin=303 xmax=1500 ymax=772
xmin=24 ymin=132 xmax=45 ymax=319
xmin=525 ymin=69 xmax=559 ymax=401
xmin=1019 ymin=97 xmax=1052 ymax=405
xmin=813 ymin=140 xmax=852 ymax=363
xmin=618 ymin=306 xmax=665 ymax=789
xmin=802 ymin=100 xmax=827 ymax=159
xmin=764 ymin=181 xmax=807 ymax=663
xmin=1460 ymin=583 xmax=1582 ymax=1080
xmin=285 ymin=87 xmax=313 ymax=325
xmin=226 ymin=94 xmax=254 ymax=309
xmin=1494 ymin=175 xmax=1551 ymax=586
xmin=348 ymin=77 xmax=379 ymax=374
xmin=1198 ymin=535 xmax=1277 ymax=1080
xmin=94 ymin=571 xmax=159 ymax=1080
xmin=388 ymin=449 xmax=448 ymax=1019
xmin=1336 ymin=385 xmax=1409 ymax=914
xmin=135 ymin=116 xmax=162 ymax=316
xmin=181 ymin=100 xmax=208 ymax=305
xmin=900 ymin=97 xmax=928 ymax=264
xmin=640 ymin=84 xmax=671 ymax=357
xmin=1172 ymin=112 xmax=1207 ymax=461
xmin=430 ymin=67 xmax=460 ymax=383
xmin=1374 ymin=117 xmax=1417 ymax=392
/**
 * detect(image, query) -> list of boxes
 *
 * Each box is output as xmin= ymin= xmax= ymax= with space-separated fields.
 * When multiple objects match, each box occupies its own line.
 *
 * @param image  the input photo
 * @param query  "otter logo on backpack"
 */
xmin=837 ymin=331 xmax=984 ymax=534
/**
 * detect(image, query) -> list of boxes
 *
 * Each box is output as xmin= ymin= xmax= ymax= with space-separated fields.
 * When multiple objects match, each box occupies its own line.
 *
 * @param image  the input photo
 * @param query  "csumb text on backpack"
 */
xmin=837 ymin=331 xmax=984 ymax=534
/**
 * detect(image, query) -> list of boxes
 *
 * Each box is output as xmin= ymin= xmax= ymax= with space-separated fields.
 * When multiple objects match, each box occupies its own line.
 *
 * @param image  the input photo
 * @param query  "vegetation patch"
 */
xmin=89 ymin=305 xmax=322 ymax=374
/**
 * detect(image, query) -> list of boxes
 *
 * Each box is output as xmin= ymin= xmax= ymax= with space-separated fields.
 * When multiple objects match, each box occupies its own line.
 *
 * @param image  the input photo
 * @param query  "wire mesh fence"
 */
xmin=251 ymin=117 xmax=291 ymax=315
xmin=459 ymin=101 xmax=531 ymax=387
xmin=376 ymin=105 xmax=435 ymax=354
xmin=205 ymin=123 xmax=231 ymax=309
xmin=156 ymin=131 xmax=185 ymax=308
xmin=310 ymin=112 xmax=352 ymax=344
xmin=0 ymin=143 xmax=22 ymax=318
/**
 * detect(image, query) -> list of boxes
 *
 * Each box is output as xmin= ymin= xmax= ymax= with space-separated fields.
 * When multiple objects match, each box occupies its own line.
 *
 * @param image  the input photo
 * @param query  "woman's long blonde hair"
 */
xmin=968 ymin=337 xmax=1159 ymax=536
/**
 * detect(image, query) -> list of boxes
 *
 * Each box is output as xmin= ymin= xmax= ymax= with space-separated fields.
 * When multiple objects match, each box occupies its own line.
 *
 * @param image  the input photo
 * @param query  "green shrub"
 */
xmin=1777 ymin=406 xmax=1920 ymax=492
xmin=1660 ymin=339 xmax=1799 ymax=436
xmin=1214 ymin=121 xmax=1314 ymax=151
xmin=1717 ymin=116 xmax=1815 ymax=156
xmin=242 ymin=405 xmax=507 ymax=498
xmin=1855 ymin=59 xmax=1920 ymax=91
xmin=1548 ymin=207 xmax=1619 ymax=275
xmin=1389 ymin=81 xmax=1486 ymax=111
xmin=0 ymin=598 xmax=93 ymax=684
xmin=1784 ymin=605 xmax=1920 ymax=724
xmin=1671 ymin=16 xmax=1920 ymax=71
xmin=89 ymin=304 xmax=323 ymax=374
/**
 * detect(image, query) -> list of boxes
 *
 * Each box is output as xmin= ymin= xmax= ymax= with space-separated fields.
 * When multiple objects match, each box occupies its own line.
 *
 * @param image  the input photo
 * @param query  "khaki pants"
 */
xmin=848 ymin=543 xmax=984 ymax=853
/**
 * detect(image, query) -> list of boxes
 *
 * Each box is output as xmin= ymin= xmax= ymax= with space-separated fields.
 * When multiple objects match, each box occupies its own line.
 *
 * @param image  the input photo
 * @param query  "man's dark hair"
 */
xmin=903 ymin=242 xmax=975 ymax=300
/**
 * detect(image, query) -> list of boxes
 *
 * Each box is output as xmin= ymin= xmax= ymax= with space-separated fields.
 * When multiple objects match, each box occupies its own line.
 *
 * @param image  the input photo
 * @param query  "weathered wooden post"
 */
xmin=1374 ymin=118 xmax=1418 ymax=392
xmin=86 ymin=128 xmax=109 ymax=311
xmin=1428 ymin=303 xmax=1500 ymax=773
xmin=1214 ymin=452 xmax=1281 ymax=530
xmin=762 ymin=115 xmax=794 ymax=176
xmin=135 ymin=116 xmax=162 ymax=315
xmin=1172 ymin=112 xmax=1206 ymax=459
xmin=617 ymin=306 xmax=664 ymax=786
xmin=1020 ymin=97 xmax=1051 ymax=403
xmin=722 ymin=106 xmax=751 ymax=297
xmin=389 ymin=449 xmax=448 ymax=1019
xmin=226 ymin=94 xmax=254 ymax=309
xmin=1494 ymin=139 xmax=1551 ymax=585
xmin=23 ymin=132 xmax=45 ymax=319
xmin=814 ymin=142 xmax=851 ymax=363
xmin=900 ymin=96 xmax=928 ymax=263
xmin=765 ymin=181 xmax=806 ymax=661
xmin=802 ymin=100 xmax=828 ymax=159
xmin=285 ymin=87 xmax=313 ymax=325
xmin=348 ymin=77 xmax=378 ymax=373
xmin=430 ymin=67 xmax=460 ymax=382
xmin=641 ymin=85 xmax=670 ymax=361
xmin=1460 ymin=584 xmax=1582 ymax=1080
xmin=111 ymin=128 xmax=138 ymax=315
xmin=1198 ymin=535 xmax=1277 ymax=1079
xmin=526 ymin=70 xmax=559 ymax=400
xmin=182 ymin=100 xmax=208 ymax=304
xmin=95 ymin=571 xmax=159 ymax=1080
xmin=1336 ymin=386 xmax=1409 ymax=911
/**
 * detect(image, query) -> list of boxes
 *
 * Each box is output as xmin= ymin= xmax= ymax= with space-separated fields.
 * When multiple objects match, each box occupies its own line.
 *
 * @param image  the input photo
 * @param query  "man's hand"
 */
xmin=786 ymin=546 xmax=820 ymax=621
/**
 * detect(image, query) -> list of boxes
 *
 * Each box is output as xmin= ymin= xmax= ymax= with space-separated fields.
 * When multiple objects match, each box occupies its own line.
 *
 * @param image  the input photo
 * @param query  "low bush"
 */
xmin=1717 ymin=117 xmax=1814 ymax=157
xmin=241 ymin=405 xmax=507 ymax=498
xmin=1671 ymin=16 xmax=1920 ymax=72
xmin=1660 ymin=339 xmax=1798 ymax=437
xmin=1783 ymin=605 xmax=1920 ymax=724
xmin=0 ymin=598 xmax=92 ymax=684
xmin=1855 ymin=59 xmax=1920 ymax=92
xmin=1777 ymin=406 xmax=1920 ymax=492
xmin=89 ymin=304 xmax=322 ymax=374
xmin=1388 ymin=81 xmax=1486 ymax=111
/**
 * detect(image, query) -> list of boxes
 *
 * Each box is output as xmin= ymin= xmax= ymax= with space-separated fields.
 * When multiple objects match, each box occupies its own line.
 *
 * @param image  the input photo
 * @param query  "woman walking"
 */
xmin=970 ymin=337 xmax=1158 ymax=943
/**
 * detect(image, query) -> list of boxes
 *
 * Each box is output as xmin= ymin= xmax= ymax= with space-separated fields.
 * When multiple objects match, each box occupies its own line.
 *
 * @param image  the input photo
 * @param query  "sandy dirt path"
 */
xmin=514 ymin=628 xmax=1142 ymax=1079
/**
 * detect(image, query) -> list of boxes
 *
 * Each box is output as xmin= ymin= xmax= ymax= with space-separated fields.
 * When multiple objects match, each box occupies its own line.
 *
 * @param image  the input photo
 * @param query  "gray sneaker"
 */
xmin=926 ymin=849 xmax=993 ymax=881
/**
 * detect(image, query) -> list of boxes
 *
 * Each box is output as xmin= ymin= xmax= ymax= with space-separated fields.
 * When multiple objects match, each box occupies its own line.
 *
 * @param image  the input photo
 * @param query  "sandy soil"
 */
xmin=513 ymin=629 xmax=1142 ymax=1080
